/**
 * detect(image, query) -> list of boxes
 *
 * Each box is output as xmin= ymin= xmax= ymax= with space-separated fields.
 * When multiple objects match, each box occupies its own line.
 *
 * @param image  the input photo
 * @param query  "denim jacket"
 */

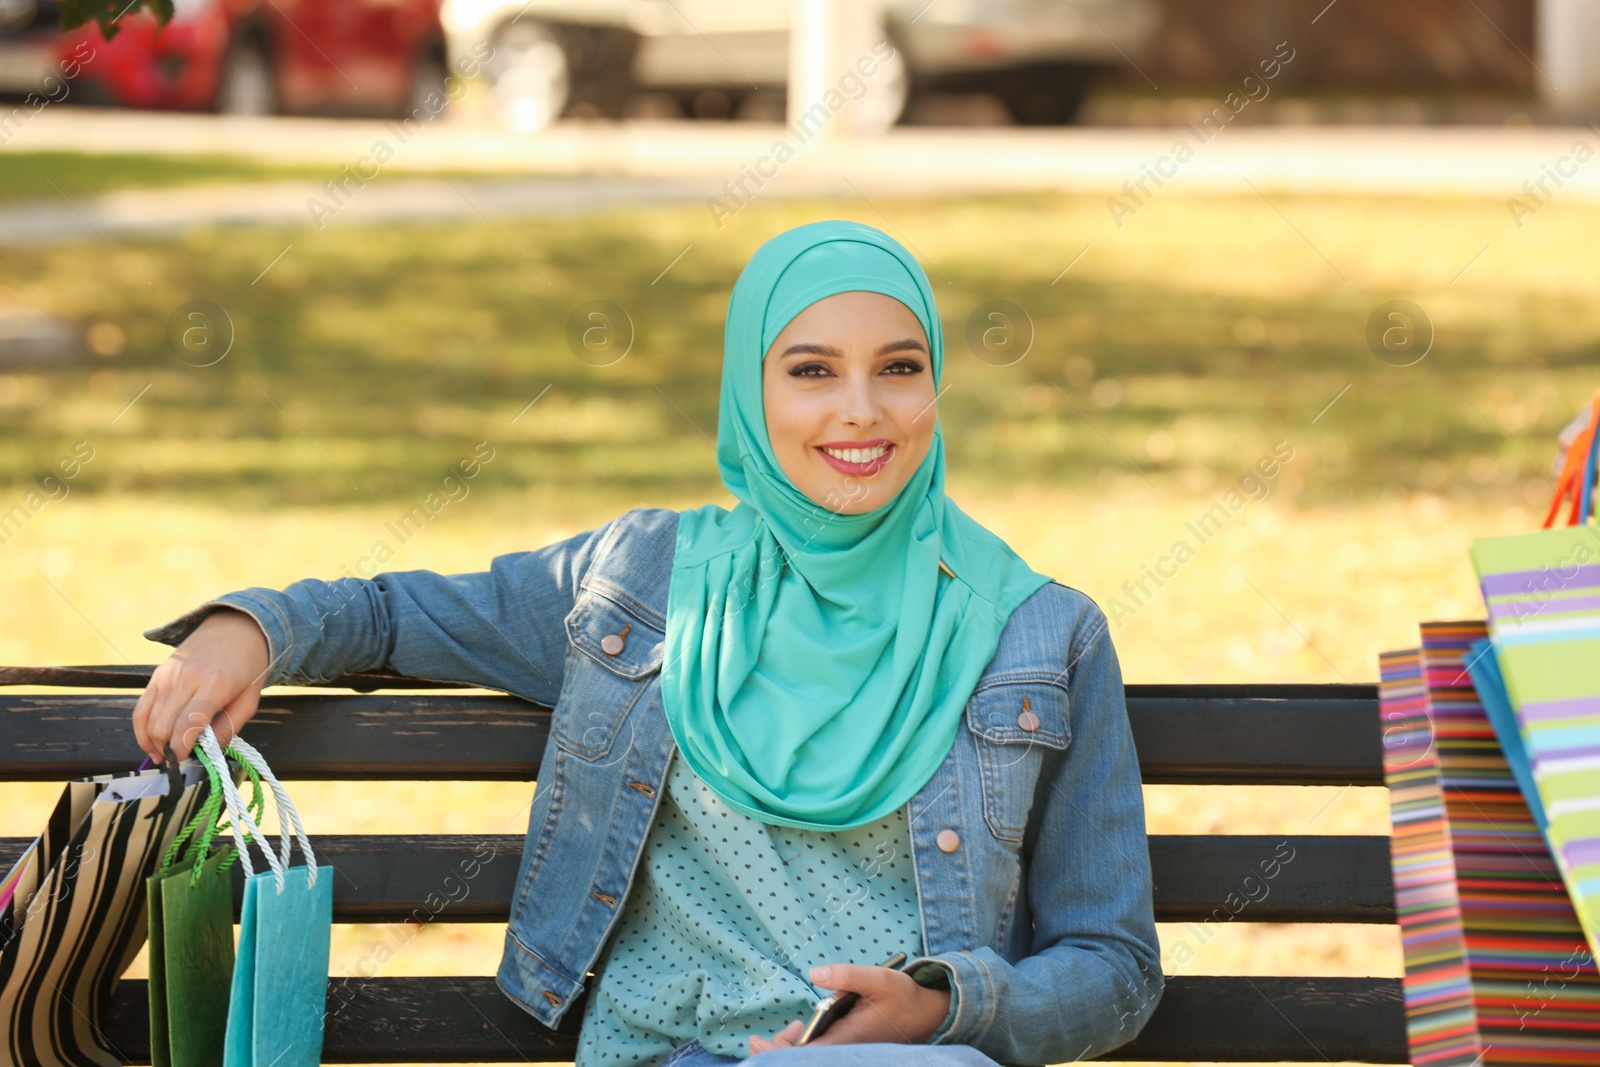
xmin=145 ymin=506 xmax=1164 ymax=1066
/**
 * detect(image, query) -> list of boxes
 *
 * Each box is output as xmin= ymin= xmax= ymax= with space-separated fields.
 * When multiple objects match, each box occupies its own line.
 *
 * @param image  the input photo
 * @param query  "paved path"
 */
xmin=0 ymin=175 xmax=732 ymax=245
xmin=2 ymin=107 xmax=1596 ymax=244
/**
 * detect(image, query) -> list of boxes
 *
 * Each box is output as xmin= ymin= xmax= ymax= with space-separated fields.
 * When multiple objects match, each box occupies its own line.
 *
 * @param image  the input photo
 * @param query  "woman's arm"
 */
xmin=132 ymin=517 xmax=615 ymax=762
xmin=905 ymin=593 xmax=1165 ymax=1064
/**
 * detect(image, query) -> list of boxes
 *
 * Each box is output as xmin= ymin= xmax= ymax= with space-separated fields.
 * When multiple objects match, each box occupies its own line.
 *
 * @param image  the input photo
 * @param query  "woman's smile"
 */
xmin=816 ymin=439 xmax=895 ymax=476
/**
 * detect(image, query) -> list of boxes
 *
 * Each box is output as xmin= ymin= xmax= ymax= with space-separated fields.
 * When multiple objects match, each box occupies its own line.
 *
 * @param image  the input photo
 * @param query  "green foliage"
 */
xmin=59 ymin=0 xmax=172 ymax=38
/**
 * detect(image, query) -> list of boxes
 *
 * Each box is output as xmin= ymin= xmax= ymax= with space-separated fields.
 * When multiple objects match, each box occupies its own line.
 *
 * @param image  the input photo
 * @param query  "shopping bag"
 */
xmin=0 ymin=841 xmax=36 ymax=917
xmin=0 ymin=759 xmax=210 ymax=1067
xmin=147 ymin=746 xmax=264 ymax=1067
xmin=1464 ymin=636 xmax=1549 ymax=834
xmin=1382 ymin=621 xmax=1600 ymax=1066
xmin=148 ymin=848 xmax=236 ymax=1067
xmin=1470 ymin=388 xmax=1600 ymax=960
xmin=198 ymin=729 xmax=334 ymax=1067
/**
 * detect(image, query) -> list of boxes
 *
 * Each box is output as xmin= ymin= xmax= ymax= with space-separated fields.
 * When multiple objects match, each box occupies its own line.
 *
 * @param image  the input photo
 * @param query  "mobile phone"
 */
xmin=796 ymin=952 xmax=908 ymax=1045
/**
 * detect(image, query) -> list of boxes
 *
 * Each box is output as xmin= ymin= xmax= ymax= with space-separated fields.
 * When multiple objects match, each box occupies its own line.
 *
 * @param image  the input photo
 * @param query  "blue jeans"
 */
xmin=659 ymin=1037 xmax=1004 ymax=1066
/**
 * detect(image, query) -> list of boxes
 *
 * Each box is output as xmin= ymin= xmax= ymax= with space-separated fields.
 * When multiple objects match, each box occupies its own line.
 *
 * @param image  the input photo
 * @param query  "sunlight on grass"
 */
xmin=1 ymin=188 xmax=1595 ymax=506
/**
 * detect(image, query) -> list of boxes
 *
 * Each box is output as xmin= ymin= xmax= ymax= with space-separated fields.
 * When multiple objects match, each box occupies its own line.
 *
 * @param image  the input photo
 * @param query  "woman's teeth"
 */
xmin=821 ymin=445 xmax=889 ymax=463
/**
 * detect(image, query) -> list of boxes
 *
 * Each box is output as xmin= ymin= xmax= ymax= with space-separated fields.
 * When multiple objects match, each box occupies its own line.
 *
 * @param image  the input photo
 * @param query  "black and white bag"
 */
xmin=0 ymin=760 xmax=209 ymax=1067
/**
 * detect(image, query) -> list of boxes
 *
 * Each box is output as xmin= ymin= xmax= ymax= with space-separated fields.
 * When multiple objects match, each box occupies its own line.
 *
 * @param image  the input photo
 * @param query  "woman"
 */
xmin=131 ymin=220 xmax=1164 ymax=1066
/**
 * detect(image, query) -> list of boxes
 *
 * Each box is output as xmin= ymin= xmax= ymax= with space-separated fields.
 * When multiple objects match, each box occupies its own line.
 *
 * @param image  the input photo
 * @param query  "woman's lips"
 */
xmin=815 ymin=443 xmax=894 ymax=476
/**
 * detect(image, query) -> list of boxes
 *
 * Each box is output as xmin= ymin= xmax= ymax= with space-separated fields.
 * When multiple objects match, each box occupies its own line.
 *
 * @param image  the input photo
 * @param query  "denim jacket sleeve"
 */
xmin=141 ymin=519 xmax=613 ymax=706
xmin=903 ymin=960 xmax=959 ymax=1043
xmin=908 ymin=600 xmax=1164 ymax=1064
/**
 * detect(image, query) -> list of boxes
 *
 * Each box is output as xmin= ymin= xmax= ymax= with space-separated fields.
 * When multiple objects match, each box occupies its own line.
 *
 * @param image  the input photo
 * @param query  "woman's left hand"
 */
xmin=747 ymin=963 xmax=952 ymax=1054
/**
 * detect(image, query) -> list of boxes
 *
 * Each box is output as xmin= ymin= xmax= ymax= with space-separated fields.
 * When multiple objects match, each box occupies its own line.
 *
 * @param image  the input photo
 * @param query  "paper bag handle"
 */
xmin=1544 ymin=388 xmax=1600 ymax=529
xmin=197 ymin=726 xmax=288 ymax=889
xmin=224 ymin=735 xmax=320 ymax=891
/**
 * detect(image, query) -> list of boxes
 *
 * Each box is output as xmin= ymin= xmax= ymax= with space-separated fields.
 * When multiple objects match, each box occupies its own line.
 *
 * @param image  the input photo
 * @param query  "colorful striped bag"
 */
xmin=1470 ymin=389 xmax=1600 ymax=963
xmin=1382 ymin=621 xmax=1600 ymax=1066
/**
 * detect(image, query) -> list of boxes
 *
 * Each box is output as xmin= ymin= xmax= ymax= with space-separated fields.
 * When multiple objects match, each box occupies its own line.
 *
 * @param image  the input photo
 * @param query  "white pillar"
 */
xmin=789 ymin=0 xmax=838 ymax=139
xmin=1539 ymin=0 xmax=1600 ymax=117
xmin=788 ymin=0 xmax=891 ymax=139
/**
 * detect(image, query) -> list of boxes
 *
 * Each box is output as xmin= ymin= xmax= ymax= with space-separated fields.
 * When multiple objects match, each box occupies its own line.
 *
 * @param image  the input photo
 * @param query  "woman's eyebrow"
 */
xmin=779 ymin=338 xmax=928 ymax=358
xmin=778 ymin=342 xmax=840 ymax=358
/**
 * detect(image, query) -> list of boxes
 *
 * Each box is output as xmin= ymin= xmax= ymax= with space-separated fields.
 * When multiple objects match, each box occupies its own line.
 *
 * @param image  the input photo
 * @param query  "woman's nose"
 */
xmin=838 ymin=372 xmax=883 ymax=426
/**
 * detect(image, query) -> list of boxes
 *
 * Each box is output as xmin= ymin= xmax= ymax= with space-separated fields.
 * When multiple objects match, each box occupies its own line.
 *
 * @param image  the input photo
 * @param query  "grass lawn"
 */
xmin=1 ymin=184 xmax=1594 ymax=506
xmin=0 ymin=150 xmax=343 ymax=203
xmin=2 ymin=180 xmax=1597 ymax=1065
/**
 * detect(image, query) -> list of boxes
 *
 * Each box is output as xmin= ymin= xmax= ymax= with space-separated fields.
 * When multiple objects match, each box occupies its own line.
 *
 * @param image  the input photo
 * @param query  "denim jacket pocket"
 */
xmin=554 ymin=584 xmax=665 ymax=762
xmin=566 ymin=579 xmax=665 ymax=678
xmin=965 ymin=674 xmax=1072 ymax=843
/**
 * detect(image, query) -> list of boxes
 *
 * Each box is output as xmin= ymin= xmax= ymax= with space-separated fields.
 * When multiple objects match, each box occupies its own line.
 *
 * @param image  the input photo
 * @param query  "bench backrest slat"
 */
xmin=0 ymin=685 xmax=1384 ymax=786
xmin=0 ymin=833 xmax=1394 ymax=924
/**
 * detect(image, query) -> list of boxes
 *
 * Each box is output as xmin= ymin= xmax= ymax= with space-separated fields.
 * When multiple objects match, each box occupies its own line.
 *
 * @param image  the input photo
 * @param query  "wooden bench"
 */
xmin=0 ymin=667 xmax=1405 ymax=1064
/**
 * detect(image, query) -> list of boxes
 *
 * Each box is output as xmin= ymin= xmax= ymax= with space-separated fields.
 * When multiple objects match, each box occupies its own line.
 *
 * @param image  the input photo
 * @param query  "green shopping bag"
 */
xmin=1470 ymin=388 xmax=1600 ymax=959
xmin=148 ymin=849 xmax=234 ymax=1067
xmin=146 ymin=748 xmax=264 ymax=1067
xmin=196 ymin=729 xmax=334 ymax=1067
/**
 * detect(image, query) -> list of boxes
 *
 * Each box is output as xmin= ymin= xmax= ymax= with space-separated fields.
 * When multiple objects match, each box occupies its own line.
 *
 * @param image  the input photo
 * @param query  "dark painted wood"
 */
xmin=97 ymin=975 xmax=1406 ymax=1063
xmin=1126 ymin=686 xmax=1384 ymax=786
xmin=0 ymin=693 xmax=551 ymax=781
xmin=0 ymin=834 xmax=1395 ymax=924
xmin=0 ymin=664 xmax=464 ymax=690
xmin=0 ymin=685 xmax=1384 ymax=785
xmin=1148 ymin=834 xmax=1393 ymax=923
xmin=1108 ymin=975 xmax=1406 ymax=1062
xmin=1 ymin=668 xmax=1376 ymax=706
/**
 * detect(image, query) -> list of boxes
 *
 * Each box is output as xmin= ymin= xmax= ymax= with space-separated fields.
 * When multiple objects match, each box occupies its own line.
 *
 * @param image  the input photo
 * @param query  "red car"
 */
xmin=54 ymin=0 xmax=447 ymax=116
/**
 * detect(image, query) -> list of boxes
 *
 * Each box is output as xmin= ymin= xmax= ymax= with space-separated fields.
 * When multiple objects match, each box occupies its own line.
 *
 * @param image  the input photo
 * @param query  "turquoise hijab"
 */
xmin=661 ymin=219 xmax=1052 ymax=830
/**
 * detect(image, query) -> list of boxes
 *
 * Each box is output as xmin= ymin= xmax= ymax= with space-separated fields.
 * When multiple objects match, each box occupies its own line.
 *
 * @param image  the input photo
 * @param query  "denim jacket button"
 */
xmin=601 ymin=624 xmax=632 ymax=656
xmin=1017 ymin=693 xmax=1040 ymax=731
xmin=936 ymin=829 xmax=960 ymax=852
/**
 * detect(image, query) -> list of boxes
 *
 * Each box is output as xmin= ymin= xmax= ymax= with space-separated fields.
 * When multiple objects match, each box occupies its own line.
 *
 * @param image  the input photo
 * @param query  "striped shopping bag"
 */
xmin=1470 ymin=389 xmax=1600 ymax=962
xmin=0 ymin=761 xmax=210 ymax=1067
xmin=1382 ymin=621 xmax=1600 ymax=1067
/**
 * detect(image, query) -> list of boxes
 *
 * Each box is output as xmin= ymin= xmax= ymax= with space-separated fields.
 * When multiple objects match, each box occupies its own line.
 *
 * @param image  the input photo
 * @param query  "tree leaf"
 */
xmin=58 ymin=0 xmax=176 ymax=37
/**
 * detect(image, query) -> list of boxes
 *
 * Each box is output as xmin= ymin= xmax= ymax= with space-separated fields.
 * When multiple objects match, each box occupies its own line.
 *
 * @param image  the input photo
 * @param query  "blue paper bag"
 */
xmin=226 ymin=864 xmax=333 ymax=1067
xmin=196 ymin=728 xmax=334 ymax=1067
xmin=1465 ymin=636 xmax=1550 ymax=833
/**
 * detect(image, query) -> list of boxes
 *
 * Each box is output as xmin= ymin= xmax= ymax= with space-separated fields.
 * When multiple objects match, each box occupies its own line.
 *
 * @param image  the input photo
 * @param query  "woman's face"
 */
xmin=761 ymin=290 xmax=937 ymax=515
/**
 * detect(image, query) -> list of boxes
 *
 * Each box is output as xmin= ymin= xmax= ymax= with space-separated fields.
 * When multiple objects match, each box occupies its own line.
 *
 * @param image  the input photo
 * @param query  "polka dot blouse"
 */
xmin=572 ymin=748 xmax=946 ymax=1065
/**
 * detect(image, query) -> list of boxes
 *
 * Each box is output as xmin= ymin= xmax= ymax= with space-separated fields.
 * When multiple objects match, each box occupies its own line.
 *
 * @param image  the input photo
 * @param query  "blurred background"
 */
xmin=3 ymin=1 xmax=1598 ymax=1064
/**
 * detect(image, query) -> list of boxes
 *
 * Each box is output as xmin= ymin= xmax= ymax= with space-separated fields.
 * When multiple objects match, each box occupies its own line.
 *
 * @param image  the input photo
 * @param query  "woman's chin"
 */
xmin=803 ymin=481 xmax=905 ymax=516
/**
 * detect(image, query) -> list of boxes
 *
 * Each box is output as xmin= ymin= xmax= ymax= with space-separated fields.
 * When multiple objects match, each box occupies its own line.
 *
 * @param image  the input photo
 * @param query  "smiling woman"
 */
xmin=131 ymin=218 xmax=1163 ymax=1067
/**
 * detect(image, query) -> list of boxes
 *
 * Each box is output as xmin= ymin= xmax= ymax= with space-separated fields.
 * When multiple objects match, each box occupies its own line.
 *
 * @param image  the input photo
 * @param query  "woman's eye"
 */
xmin=884 ymin=359 xmax=923 ymax=375
xmin=789 ymin=362 xmax=832 ymax=377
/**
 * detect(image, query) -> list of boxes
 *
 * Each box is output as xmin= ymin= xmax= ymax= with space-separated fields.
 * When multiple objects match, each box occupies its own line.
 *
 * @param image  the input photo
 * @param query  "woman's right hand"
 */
xmin=132 ymin=607 xmax=272 ymax=764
